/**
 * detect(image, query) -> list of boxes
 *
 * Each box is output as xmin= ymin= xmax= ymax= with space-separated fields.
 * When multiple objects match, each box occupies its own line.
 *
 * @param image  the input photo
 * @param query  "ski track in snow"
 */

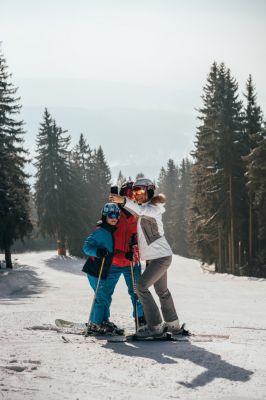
xmin=0 ymin=251 xmax=266 ymax=400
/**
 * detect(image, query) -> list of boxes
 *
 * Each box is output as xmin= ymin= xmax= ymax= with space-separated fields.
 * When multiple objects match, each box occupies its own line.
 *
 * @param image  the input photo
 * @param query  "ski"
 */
xmin=55 ymin=319 xmax=86 ymax=330
xmin=107 ymin=323 xmax=191 ymax=343
xmin=55 ymin=319 xmax=125 ymax=336
xmin=84 ymin=327 xmax=125 ymax=337
xmin=107 ymin=332 xmax=172 ymax=343
xmin=51 ymin=320 xmax=229 ymax=343
xmin=107 ymin=332 xmax=229 ymax=343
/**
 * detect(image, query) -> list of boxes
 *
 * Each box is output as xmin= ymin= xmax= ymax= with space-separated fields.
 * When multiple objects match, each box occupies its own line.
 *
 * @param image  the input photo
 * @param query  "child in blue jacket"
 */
xmin=82 ymin=203 xmax=120 ymax=334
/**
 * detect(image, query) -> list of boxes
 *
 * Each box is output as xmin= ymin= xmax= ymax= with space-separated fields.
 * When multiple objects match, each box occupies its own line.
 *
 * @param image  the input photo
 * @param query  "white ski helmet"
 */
xmin=132 ymin=178 xmax=156 ymax=199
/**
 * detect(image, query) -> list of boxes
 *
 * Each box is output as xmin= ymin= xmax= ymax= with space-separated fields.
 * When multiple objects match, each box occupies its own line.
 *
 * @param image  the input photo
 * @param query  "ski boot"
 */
xmin=103 ymin=320 xmax=125 ymax=336
xmin=135 ymin=322 xmax=165 ymax=339
xmin=85 ymin=323 xmax=107 ymax=336
xmin=164 ymin=319 xmax=191 ymax=336
xmin=135 ymin=315 xmax=147 ymax=330
xmin=164 ymin=319 xmax=182 ymax=334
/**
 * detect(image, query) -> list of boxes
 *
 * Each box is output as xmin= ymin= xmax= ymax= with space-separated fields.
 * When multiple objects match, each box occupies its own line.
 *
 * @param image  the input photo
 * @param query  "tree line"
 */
xmin=1 ymin=47 xmax=265 ymax=277
xmin=189 ymin=62 xmax=266 ymax=277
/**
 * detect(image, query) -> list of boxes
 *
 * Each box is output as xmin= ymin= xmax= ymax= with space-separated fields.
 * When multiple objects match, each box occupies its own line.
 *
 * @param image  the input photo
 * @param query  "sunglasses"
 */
xmin=133 ymin=187 xmax=146 ymax=195
xmin=107 ymin=212 xmax=120 ymax=219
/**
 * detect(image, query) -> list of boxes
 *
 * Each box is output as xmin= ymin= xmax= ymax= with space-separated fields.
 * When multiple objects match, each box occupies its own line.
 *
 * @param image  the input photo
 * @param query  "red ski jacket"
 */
xmin=112 ymin=209 xmax=140 ymax=267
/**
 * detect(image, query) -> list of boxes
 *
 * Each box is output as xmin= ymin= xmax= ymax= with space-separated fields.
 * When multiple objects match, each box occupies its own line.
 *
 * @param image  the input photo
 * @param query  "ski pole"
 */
xmin=88 ymin=256 xmax=106 ymax=324
xmin=130 ymin=260 xmax=139 ymax=332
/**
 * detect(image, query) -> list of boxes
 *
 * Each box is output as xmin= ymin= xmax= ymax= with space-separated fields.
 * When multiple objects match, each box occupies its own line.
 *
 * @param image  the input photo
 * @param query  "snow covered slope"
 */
xmin=0 ymin=251 xmax=266 ymax=400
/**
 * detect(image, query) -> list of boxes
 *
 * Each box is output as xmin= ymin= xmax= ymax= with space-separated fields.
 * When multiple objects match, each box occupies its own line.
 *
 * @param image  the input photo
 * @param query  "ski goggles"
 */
xmin=132 ymin=187 xmax=146 ymax=195
xmin=107 ymin=211 xmax=120 ymax=219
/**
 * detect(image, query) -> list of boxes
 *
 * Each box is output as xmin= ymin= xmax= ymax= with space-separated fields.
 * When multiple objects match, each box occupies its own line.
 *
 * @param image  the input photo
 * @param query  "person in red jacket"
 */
xmin=103 ymin=181 xmax=146 ymax=331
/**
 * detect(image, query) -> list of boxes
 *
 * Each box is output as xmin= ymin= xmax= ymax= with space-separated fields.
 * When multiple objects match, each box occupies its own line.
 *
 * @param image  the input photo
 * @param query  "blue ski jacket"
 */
xmin=82 ymin=221 xmax=116 ymax=279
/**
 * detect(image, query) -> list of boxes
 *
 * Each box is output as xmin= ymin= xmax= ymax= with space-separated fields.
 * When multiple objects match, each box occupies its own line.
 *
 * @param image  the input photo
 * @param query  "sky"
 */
xmin=1 ymin=0 xmax=266 ymax=182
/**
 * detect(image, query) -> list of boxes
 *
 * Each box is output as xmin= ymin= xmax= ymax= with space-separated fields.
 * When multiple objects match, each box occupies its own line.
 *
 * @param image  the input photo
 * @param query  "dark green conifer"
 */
xmin=0 ymin=46 xmax=32 ymax=268
xmin=34 ymin=109 xmax=72 ymax=254
xmin=161 ymin=159 xmax=179 ymax=251
xmin=158 ymin=159 xmax=192 ymax=257
xmin=88 ymin=146 xmax=112 ymax=223
xmin=117 ymin=170 xmax=126 ymax=189
xmin=135 ymin=172 xmax=145 ymax=180
xmin=176 ymin=158 xmax=192 ymax=257
xmin=190 ymin=62 xmax=246 ymax=274
xmin=67 ymin=134 xmax=93 ymax=256
xmin=244 ymin=126 xmax=266 ymax=276
xmin=242 ymin=76 xmax=264 ymax=268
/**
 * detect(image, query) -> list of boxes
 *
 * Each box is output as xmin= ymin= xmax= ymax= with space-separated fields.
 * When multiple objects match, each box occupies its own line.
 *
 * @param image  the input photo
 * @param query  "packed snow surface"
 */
xmin=0 ymin=251 xmax=266 ymax=400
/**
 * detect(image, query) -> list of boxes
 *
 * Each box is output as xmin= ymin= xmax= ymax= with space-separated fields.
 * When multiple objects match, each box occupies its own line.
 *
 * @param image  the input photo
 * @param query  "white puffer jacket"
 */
xmin=124 ymin=195 xmax=172 ymax=261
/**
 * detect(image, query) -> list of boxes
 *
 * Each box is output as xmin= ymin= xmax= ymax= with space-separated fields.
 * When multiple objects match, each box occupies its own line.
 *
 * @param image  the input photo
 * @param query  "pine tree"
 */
xmin=117 ymin=170 xmax=126 ymax=189
xmin=244 ymin=76 xmax=264 ymax=151
xmin=190 ymin=62 xmax=246 ymax=274
xmin=67 ymin=134 xmax=93 ymax=256
xmin=157 ymin=160 xmax=179 ymax=251
xmin=136 ymin=172 xmax=145 ymax=180
xmin=190 ymin=62 xmax=223 ymax=266
xmin=89 ymin=146 xmax=112 ymax=223
xmin=244 ymin=126 xmax=266 ymax=276
xmin=158 ymin=159 xmax=192 ymax=257
xmin=176 ymin=158 xmax=192 ymax=257
xmin=66 ymin=139 xmax=112 ymax=256
xmin=34 ymin=109 xmax=72 ymax=255
xmin=72 ymin=133 xmax=92 ymax=179
xmin=220 ymin=66 xmax=247 ymax=273
xmin=242 ymin=76 xmax=264 ymax=267
xmin=0 ymin=46 xmax=32 ymax=268
xmin=165 ymin=159 xmax=179 ymax=251
xmin=157 ymin=167 xmax=167 ymax=193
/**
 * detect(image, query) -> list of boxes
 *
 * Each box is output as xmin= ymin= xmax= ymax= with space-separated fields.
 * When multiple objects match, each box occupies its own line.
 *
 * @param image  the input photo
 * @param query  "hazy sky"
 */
xmin=1 ymin=0 xmax=266 ymax=181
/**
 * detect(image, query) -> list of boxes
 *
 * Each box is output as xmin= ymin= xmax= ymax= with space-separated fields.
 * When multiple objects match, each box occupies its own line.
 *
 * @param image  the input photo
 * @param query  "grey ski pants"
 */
xmin=136 ymin=255 xmax=178 ymax=327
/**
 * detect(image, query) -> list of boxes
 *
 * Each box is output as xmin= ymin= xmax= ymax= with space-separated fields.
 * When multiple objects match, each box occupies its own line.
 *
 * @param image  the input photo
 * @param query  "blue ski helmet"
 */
xmin=102 ymin=203 xmax=120 ymax=219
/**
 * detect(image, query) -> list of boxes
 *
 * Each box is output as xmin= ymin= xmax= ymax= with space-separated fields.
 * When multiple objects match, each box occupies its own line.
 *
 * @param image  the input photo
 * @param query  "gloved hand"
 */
xmin=130 ymin=233 xmax=138 ymax=246
xmin=96 ymin=248 xmax=109 ymax=258
xmin=125 ymin=251 xmax=134 ymax=261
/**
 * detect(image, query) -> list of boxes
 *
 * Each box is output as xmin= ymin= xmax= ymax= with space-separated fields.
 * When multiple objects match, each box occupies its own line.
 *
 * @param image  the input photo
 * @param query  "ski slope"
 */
xmin=0 ymin=251 xmax=266 ymax=400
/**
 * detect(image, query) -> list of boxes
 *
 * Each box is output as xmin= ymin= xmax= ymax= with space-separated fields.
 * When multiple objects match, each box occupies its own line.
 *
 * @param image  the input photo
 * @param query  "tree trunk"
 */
xmin=57 ymin=238 xmax=66 ymax=256
xmin=224 ymin=235 xmax=228 ymax=272
xmin=228 ymin=232 xmax=232 ymax=273
xmin=238 ymin=241 xmax=242 ymax=275
xmin=218 ymin=223 xmax=222 ymax=273
xmin=229 ymin=175 xmax=235 ymax=274
xmin=249 ymin=192 xmax=253 ymax=260
xmin=5 ymin=246 xmax=12 ymax=269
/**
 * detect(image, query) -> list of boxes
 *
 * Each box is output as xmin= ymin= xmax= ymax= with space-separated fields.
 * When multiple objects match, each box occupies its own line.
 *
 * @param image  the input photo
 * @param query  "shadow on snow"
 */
xmin=104 ymin=340 xmax=253 ymax=388
xmin=0 ymin=265 xmax=48 ymax=301
xmin=44 ymin=256 xmax=84 ymax=276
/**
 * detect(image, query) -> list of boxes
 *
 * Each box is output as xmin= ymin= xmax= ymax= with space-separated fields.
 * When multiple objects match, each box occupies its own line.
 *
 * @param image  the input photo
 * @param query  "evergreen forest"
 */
xmin=1 ymin=47 xmax=265 ymax=277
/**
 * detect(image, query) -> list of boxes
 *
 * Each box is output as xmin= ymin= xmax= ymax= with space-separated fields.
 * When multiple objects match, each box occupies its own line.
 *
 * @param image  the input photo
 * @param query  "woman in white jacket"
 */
xmin=110 ymin=178 xmax=181 ymax=338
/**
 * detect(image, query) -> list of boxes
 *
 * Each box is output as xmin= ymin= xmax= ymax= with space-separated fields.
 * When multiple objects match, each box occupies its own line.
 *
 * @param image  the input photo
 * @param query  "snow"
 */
xmin=1 ymin=251 xmax=266 ymax=400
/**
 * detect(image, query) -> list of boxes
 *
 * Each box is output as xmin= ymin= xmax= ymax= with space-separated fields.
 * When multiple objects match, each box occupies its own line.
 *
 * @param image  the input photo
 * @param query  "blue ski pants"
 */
xmin=87 ymin=263 xmax=144 ymax=324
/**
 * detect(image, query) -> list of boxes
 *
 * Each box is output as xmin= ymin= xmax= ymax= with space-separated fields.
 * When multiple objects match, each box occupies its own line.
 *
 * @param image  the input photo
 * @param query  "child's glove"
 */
xmin=129 ymin=233 xmax=138 ymax=246
xmin=125 ymin=251 xmax=134 ymax=261
xmin=96 ymin=248 xmax=109 ymax=258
